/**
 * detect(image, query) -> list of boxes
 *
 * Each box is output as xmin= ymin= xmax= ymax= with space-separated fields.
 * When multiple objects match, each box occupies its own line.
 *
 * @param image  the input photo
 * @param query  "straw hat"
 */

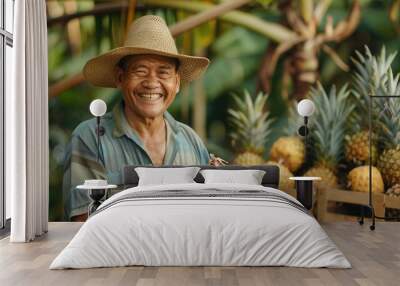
xmin=83 ymin=15 xmax=210 ymax=87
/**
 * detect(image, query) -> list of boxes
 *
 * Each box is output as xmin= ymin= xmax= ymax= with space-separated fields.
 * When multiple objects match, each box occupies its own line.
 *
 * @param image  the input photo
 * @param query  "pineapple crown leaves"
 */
xmin=378 ymin=73 xmax=400 ymax=147
xmin=309 ymin=83 xmax=355 ymax=168
xmin=352 ymin=46 xmax=397 ymax=98
xmin=386 ymin=68 xmax=400 ymax=95
xmin=352 ymin=46 xmax=400 ymax=148
xmin=228 ymin=90 xmax=274 ymax=153
xmin=350 ymin=46 xmax=400 ymax=136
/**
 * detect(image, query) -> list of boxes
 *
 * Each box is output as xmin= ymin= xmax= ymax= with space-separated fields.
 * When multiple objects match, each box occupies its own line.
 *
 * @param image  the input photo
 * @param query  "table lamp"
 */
xmin=293 ymin=99 xmax=317 ymax=210
xmin=89 ymin=99 xmax=107 ymax=163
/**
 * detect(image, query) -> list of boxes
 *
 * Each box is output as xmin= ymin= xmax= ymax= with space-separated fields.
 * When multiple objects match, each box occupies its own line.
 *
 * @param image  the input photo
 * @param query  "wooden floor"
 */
xmin=0 ymin=222 xmax=399 ymax=286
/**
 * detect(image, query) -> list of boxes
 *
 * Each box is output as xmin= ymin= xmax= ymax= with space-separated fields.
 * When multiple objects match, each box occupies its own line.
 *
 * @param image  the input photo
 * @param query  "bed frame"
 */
xmin=123 ymin=165 xmax=280 ymax=189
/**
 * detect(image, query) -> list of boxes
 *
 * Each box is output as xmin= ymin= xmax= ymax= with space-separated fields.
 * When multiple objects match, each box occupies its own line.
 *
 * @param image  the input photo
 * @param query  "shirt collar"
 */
xmin=112 ymin=101 xmax=180 ymax=138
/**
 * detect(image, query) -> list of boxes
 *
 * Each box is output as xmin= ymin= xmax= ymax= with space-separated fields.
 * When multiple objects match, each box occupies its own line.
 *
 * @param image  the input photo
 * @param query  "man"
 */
xmin=63 ymin=15 xmax=219 ymax=221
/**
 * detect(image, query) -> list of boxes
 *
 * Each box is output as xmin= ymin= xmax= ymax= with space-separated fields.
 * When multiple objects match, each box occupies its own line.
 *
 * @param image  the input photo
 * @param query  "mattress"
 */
xmin=50 ymin=183 xmax=351 ymax=269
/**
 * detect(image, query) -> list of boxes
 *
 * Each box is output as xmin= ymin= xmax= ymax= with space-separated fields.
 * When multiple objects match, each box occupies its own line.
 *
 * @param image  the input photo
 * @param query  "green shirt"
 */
xmin=63 ymin=101 xmax=210 ymax=220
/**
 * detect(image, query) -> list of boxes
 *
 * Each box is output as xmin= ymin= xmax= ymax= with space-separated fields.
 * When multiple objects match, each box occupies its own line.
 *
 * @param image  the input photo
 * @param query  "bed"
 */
xmin=50 ymin=165 xmax=350 ymax=269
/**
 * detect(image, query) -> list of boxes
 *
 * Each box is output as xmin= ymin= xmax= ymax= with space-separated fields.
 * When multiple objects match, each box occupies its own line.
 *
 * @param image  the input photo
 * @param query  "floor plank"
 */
xmin=0 ymin=222 xmax=399 ymax=286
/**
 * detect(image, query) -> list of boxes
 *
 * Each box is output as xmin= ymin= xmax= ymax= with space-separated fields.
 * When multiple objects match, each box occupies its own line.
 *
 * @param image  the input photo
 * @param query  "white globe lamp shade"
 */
xmin=90 ymin=99 xmax=107 ymax=117
xmin=297 ymin=99 xmax=315 ymax=117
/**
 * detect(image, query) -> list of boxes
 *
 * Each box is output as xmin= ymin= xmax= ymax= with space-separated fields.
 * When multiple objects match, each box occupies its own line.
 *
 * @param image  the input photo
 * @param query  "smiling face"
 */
xmin=115 ymin=54 xmax=180 ymax=120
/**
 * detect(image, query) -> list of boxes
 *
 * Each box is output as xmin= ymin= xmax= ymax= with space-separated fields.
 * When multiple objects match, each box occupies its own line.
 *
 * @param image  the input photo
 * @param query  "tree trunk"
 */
xmin=290 ymin=41 xmax=319 ymax=100
xmin=193 ymin=49 xmax=207 ymax=142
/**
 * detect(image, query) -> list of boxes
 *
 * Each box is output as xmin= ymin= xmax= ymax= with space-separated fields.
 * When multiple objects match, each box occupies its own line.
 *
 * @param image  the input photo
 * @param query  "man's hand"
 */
xmin=71 ymin=213 xmax=88 ymax=222
xmin=209 ymin=153 xmax=229 ymax=166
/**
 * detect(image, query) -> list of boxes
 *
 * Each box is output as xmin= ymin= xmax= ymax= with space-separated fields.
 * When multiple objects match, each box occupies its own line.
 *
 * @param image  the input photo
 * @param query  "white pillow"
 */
xmin=135 ymin=167 xmax=201 ymax=186
xmin=200 ymin=169 xmax=266 ymax=185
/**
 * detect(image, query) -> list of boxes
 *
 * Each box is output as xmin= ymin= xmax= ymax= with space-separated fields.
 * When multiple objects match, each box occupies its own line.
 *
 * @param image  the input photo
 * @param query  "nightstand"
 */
xmin=76 ymin=184 xmax=117 ymax=215
xmin=289 ymin=177 xmax=321 ymax=210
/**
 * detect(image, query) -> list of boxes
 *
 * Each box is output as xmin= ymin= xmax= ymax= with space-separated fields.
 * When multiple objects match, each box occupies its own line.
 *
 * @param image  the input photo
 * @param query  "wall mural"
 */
xmin=47 ymin=1 xmax=400 ymax=221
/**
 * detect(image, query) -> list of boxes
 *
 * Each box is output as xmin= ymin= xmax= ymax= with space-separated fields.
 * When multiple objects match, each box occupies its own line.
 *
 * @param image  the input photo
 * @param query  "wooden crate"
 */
xmin=384 ymin=194 xmax=400 ymax=213
xmin=316 ymin=187 xmax=400 ymax=222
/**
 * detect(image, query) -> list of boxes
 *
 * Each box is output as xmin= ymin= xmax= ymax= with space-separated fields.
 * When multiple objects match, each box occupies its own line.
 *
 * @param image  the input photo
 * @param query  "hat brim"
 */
xmin=83 ymin=47 xmax=210 ymax=88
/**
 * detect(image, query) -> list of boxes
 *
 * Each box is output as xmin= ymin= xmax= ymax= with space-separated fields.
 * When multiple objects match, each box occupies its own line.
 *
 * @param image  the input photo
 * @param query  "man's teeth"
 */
xmin=138 ymin=94 xmax=162 ymax=100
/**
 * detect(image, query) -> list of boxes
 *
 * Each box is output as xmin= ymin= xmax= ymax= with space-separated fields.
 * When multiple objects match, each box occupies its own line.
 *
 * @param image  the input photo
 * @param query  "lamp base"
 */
xmin=295 ymin=180 xmax=313 ymax=210
xmin=88 ymin=188 xmax=106 ymax=216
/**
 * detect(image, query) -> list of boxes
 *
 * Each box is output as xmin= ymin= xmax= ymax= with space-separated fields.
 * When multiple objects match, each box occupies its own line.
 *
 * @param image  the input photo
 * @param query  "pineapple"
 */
xmin=347 ymin=166 xmax=384 ymax=193
xmin=270 ymin=136 xmax=305 ymax=173
xmin=304 ymin=83 xmax=355 ymax=190
xmin=375 ymin=61 xmax=400 ymax=187
xmin=266 ymin=161 xmax=295 ymax=191
xmin=344 ymin=47 xmax=388 ymax=168
xmin=352 ymin=46 xmax=400 ymax=187
xmin=232 ymin=153 xmax=265 ymax=165
xmin=228 ymin=90 xmax=273 ymax=165
xmin=378 ymin=147 xmax=400 ymax=187
xmin=305 ymin=166 xmax=338 ymax=191
xmin=376 ymin=80 xmax=400 ymax=187
xmin=269 ymin=101 xmax=305 ymax=172
xmin=385 ymin=184 xmax=400 ymax=219
xmin=345 ymin=131 xmax=378 ymax=166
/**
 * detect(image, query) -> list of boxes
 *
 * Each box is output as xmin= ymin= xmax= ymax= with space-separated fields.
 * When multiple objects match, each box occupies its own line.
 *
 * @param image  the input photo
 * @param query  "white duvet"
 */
xmin=50 ymin=183 xmax=351 ymax=269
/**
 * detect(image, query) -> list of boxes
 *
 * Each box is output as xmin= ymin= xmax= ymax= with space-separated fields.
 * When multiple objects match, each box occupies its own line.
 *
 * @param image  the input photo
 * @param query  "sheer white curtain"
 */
xmin=7 ymin=0 xmax=49 ymax=242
